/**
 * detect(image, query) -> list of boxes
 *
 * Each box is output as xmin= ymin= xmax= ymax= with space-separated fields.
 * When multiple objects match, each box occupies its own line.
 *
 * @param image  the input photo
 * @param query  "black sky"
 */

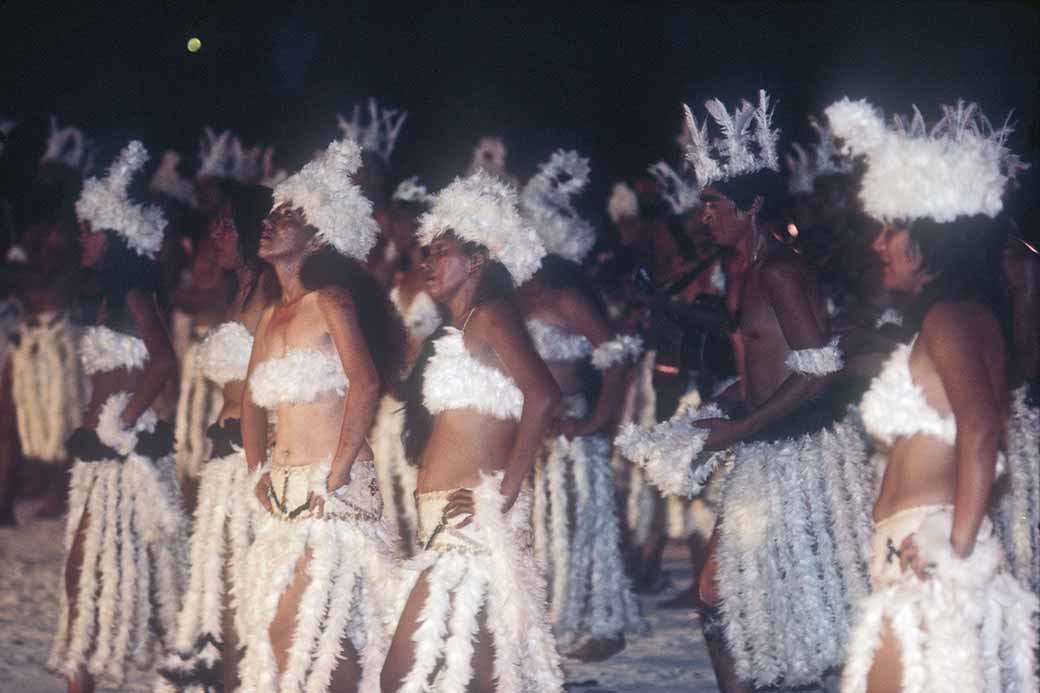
xmin=2 ymin=1 xmax=1038 ymax=211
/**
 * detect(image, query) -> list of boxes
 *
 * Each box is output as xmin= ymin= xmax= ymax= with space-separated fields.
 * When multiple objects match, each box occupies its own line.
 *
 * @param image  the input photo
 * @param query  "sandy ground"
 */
xmin=1 ymin=500 xmax=831 ymax=692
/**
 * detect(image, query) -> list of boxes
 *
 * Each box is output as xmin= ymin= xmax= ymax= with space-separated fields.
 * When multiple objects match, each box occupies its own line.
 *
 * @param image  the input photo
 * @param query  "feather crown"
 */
xmin=681 ymin=89 xmax=781 ymax=189
xmin=76 ymin=141 xmax=166 ymax=258
xmin=392 ymin=176 xmax=435 ymax=207
xmin=418 ymin=170 xmax=546 ymax=285
xmin=197 ymin=127 xmax=258 ymax=181
xmin=272 ymin=136 xmax=379 ymax=262
xmin=607 ymin=182 xmax=639 ymax=223
xmin=148 ymin=151 xmax=197 ymax=207
xmin=337 ymin=97 xmax=407 ymax=164
xmin=520 ymin=149 xmax=596 ymax=263
xmin=41 ymin=116 xmax=94 ymax=172
xmin=648 ymin=160 xmax=700 ymax=214
xmin=785 ymin=116 xmax=854 ymax=195
xmin=825 ymin=97 xmax=1028 ymax=223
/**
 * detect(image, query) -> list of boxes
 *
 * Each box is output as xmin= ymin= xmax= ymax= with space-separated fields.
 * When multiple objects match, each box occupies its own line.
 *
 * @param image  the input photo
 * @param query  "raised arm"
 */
xmin=120 ymin=288 xmax=176 ymax=426
xmin=316 ymin=286 xmax=381 ymax=491
xmin=921 ymin=302 xmax=1005 ymax=557
xmin=470 ymin=300 xmax=561 ymax=508
xmin=241 ymin=305 xmax=274 ymax=471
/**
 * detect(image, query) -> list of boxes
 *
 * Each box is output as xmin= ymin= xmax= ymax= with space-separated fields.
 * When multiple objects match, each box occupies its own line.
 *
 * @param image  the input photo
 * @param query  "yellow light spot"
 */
xmin=187 ymin=37 xmax=202 ymax=53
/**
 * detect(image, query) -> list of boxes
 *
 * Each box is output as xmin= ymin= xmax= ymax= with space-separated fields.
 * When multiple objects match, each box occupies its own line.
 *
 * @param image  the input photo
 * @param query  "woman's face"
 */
xmin=420 ymin=234 xmax=477 ymax=301
xmin=209 ymin=202 xmax=241 ymax=271
xmin=78 ymin=220 xmax=107 ymax=268
xmin=872 ymin=224 xmax=928 ymax=293
xmin=260 ymin=202 xmax=312 ymax=262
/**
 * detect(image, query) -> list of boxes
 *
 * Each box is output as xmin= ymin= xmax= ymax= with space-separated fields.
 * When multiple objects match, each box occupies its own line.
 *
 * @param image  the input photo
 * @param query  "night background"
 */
xmin=2 ymin=1 xmax=1039 ymax=226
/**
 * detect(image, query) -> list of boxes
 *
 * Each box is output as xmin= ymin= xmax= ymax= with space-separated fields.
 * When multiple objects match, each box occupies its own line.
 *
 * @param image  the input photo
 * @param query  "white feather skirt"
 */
xmin=236 ymin=459 xmax=399 ymax=693
xmin=394 ymin=473 xmax=564 ymax=693
xmin=533 ymin=431 xmax=647 ymax=644
xmin=48 ymin=451 xmax=188 ymax=684
xmin=11 ymin=312 xmax=84 ymax=462
xmin=157 ymin=448 xmax=256 ymax=691
xmin=371 ymin=394 xmax=420 ymax=555
xmin=995 ymin=385 xmax=1040 ymax=598
xmin=842 ymin=505 xmax=1038 ymax=693
xmin=715 ymin=416 xmax=874 ymax=687
xmin=173 ymin=336 xmax=224 ymax=481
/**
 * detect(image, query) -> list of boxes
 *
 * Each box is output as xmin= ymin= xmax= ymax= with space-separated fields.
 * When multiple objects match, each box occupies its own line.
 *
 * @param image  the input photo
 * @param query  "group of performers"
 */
xmin=0 ymin=90 xmax=1037 ymax=693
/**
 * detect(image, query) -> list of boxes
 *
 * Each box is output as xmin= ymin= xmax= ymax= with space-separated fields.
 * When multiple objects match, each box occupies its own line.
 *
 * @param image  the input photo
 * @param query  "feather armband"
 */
xmin=785 ymin=337 xmax=843 ymax=376
xmin=591 ymin=334 xmax=644 ymax=370
xmin=95 ymin=392 xmax=158 ymax=456
xmin=615 ymin=403 xmax=725 ymax=497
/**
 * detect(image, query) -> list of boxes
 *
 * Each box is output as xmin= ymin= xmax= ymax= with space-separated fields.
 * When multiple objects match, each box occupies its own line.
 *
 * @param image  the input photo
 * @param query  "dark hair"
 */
xmin=401 ymin=233 xmax=517 ymax=462
xmin=712 ymin=169 xmax=787 ymax=217
xmin=903 ymin=214 xmax=1009 ymax=334
xmin=227 ymin=183 xmax=278 ymax=305
xmin=95 ymin=229 xmax=160 ymax=328
xmin=299 ymin=245 xmax=405 ymax=390
xmin=534 ymin=254 xmax=608 ymax=315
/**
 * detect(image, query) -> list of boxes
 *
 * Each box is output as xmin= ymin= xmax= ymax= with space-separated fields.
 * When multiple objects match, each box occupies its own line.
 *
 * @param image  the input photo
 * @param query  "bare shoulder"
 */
xmin=920 ymin=300 xmax=1002 ymax=356
xmin=555 ymin=285 xmax=598 ymax=319
xmin=759 ymin=251 xmax=807 ymax=288
xmin=466 ymin=298 xmax=524 ymax=340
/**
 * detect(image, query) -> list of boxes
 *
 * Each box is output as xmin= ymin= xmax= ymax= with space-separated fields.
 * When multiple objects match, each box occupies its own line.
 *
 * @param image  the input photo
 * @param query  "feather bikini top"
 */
xmin=526 ymin=319 xmax=591 ymax=362
xmin=249 ymin=348 xmax=348 ymax=409
xmin=423 ymin=327 xmax=524 ymax=420
xmin=80 ymin=325 xmax=148 ymax=375
xmin=860 ymin=337 xmax=956 ymax=446
xmin=391 ymin=287 xmax=441 ymax=342
xmin=198 ymin=321 xmax=254 ymax=386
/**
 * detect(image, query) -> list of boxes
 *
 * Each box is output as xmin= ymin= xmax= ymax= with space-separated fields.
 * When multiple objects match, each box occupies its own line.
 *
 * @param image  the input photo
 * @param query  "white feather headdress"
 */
xmin=785 ymin=116 xmax=854 ymax=195
xmin=607 ymin=182 xmax=639 ymax=223
xmin=648 ymin=161 xmax=700 ymax=214
xmin=520 ymin=149 xmax=596 ymax=263
xmin=337 ymin=97 xmax=407 ymax=164
xmin=76 ymin=141 xmax=166 ymax=258
xmin=148 ymin=151 xmax=197 ymax=207
xmin=197 ymin=127 xmax=257 ymax=181
xmin=41 ymin=116 xmax=94 ymax=173
xmin=259 ymin=146 xmax=288 ymax=189
xmin=825 ymin=98 xmax=1027 ymax=223
xmin=681 ymin=89 xmax=781 ymax=189
xmin=418 ymin=170 xmax=546 ymax=285
xmin=272 ymin=136 xmax=379 ymax=262
xmin=392 ymin=176 xmax=435 ymax=207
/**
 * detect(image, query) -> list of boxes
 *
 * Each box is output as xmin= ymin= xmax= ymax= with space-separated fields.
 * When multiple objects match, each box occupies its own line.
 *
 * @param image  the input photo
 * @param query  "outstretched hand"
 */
xmin=700 ymin=417 xmax=748 ymax=451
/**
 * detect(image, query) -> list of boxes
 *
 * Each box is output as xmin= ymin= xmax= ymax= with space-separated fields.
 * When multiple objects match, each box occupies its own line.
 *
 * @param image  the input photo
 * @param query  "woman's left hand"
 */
xmin=307 ymin=492 xmax=326 ymax=519
xmin=898 ymin=534 xmax=937 ymax=581
xmin=442 ymin=489 xmax=475 ymax=529
xmin=701 ymin=418 xmax=750 ymax=450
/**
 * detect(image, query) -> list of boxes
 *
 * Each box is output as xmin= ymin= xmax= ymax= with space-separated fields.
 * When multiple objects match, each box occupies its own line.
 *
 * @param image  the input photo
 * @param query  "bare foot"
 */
xmin=564 ymin=635 xmax=626 ymax=662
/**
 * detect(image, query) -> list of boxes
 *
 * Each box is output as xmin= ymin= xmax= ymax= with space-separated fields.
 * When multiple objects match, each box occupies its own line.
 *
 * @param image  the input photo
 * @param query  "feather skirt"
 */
xmin=394 ymin=474 xmax=564 ymax=693
xmin=995 ymin=385 xmax=1040 ymax=598
xmin=715 ymin=416 xmax=874 ymax=687
xmin=371 ymin=394 xmax=420 ymax=555
xmin=157 ymin=449 xmax=256 ymax=691
xmin=173 ymin=336 xmax=224 ymax=481
xmin=842 ymin=506 xmax=1038 ymax=693
xmin=48 ymin=451 xmax=188 ymax=684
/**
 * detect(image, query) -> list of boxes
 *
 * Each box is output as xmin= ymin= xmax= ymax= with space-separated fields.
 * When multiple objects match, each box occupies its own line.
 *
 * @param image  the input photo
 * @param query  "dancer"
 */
xmin=158 ymin=183 xmax=276 ymax=691
xmin=827 ymin=98 xmax=1037 ymax=693
xmin=48 ymin=141 xmax=186 ymax=691
xmin=237 ymin=137 xmax=403 ymax=693
xmin=519 ymin=150 xmax=646 ymax=659
xmin=618 ymin=92 xmax=874 ymax=691
xmin=381 ymin=170 xmax=565 ymax=693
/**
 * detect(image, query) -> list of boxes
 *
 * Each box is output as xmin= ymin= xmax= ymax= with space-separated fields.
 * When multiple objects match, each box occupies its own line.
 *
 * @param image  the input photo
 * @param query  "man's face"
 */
xmin=700 ymin=187 xmax=750 ymax=247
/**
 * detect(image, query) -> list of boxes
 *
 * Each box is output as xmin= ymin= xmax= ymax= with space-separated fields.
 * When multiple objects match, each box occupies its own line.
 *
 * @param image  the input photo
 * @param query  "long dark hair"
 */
xmin=94 ymin=229 xmax=159 ymax=328
xmin=299 ymin=244 xmax=405 ymax=390
xmin=227 ymin=182 xmax=278 ymax=305
xmin=401 ymin=233 xmax=517 ymax=463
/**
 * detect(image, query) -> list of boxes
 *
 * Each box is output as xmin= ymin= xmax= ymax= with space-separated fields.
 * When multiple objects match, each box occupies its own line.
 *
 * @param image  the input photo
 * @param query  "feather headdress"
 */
xmin=607 ymin=182 xmax=639 ymax=224
xmin=148 ymin=151 xmax=197 ymax=207
xmin=520 ymin=149 xmax=596 ymax=263
xmin=648 ymin=161 xmax=700 ymax=214
xmin=418 ymin=170 xmax=545 ymax=285
xmin=41 ymin=116 xmax=94 ymax=173
xmin=197 ymin=127 xmax=257 ymax=181
xmin=258 ymin=146 xmax=288 ymax=189
xmin=272 ymin=136 xmax=379 ymax=262
xmin=392 ymin=176 xmax=435 ymax=207
xmin=337 ymin=97 xmax=407 ymax=164
xmin=681 ymin=89 xmax=781 ymax=189
xmin=76 ymin=141 xmax=166 ymax=258
xmin=825 ymin=98 xmax=1027 ymax=223
xmin=785 ymin=116 xmax=855 ymax=195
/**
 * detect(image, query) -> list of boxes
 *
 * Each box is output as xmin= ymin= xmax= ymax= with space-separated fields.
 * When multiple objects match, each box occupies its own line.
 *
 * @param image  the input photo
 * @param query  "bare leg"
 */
xmin=269 ymin=547 xmax=314 ymax=676
xmin=467 ymin=606 xmax=497 ymax=693
xmin=329 ymin=635 xmax=362 ymax=692
xmin=697 ymin=525 xmax=753 ymax=693
xmin=660 ymin=532 xmax=709 ymax=609
xmin=65 ymin=509 xmax=95 ymax=693
xmin=381 ymin=570 xmax=432 ymax=692
xmin=866 ymin=619 xmax=903 ymax=693
xmin=37 ymin=462 xmax=69 ymax=518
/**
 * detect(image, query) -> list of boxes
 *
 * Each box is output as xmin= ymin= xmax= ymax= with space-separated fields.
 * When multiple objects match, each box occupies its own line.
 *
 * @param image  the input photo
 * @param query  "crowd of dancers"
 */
xmin=0 ymin=90 xmax=1037 ymax=693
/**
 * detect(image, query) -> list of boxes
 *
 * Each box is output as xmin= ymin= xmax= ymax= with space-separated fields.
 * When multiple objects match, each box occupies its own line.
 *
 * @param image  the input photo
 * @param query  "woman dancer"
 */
xmin=237 ymin=137 xmax=402 ymax=693
xmin=519 ymin=150 xmax=646 ymax=659
xmin=158 ymin=183 xmax=276 ymax=691
xmin=381 ymin=171 xmax=565 ymax=692
xmin=48 ymin=141 xmax=186 ymax=691
xmin=826 ymin=98 xmax=1038 ymax=692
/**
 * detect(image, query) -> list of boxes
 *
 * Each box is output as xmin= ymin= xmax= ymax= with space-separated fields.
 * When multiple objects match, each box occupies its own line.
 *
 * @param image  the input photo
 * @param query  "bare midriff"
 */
xmin=545 ymin=360 xmax=584 ymax=398
xmin=873 ymin=434 xmax=957 ymax=522
xmin=84 ymin=368 xmax=138 ymax=428
xmin=216 ymin=380 xmax=246 ymax=425
xmin=270 ymin=395 xmax=373 ymax=468
xmin=417 ymin=410 xmax=517 ymax=493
